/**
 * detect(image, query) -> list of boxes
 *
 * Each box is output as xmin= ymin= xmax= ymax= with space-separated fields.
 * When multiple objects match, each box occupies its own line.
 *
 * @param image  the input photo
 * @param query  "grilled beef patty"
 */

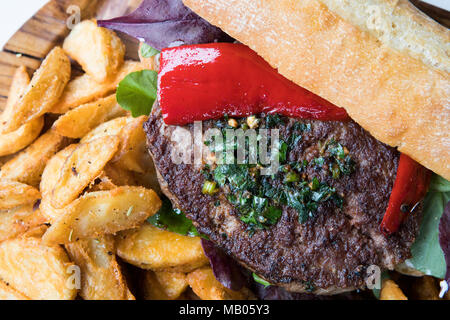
xmin=144 ymin=105 xmax=421 ymax=294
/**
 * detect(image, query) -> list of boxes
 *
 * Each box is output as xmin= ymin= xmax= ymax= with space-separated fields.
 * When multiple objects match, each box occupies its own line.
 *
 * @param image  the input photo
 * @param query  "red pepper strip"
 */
xmin=380 ymin=154 xmax=431 ymax=236
xmin=158 ymin=43 xmax=349 ymax=125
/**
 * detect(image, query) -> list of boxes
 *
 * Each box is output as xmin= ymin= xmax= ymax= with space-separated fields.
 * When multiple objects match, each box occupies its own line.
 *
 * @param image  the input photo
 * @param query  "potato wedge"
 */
xmin=50 ymin=136 xmax=120 ymax=208
xmin=65 ymin=235 xmax=135 ymax=300
xmin=112 ymin=116 xmax=151 ymax=173
xmin=0 ymin=236 xmax=77 ymax=300
xmin=142 ymin=271 xmax=188 ymax=300
xmin=2 ymin=47 xmax=71 ymax=133
xmin=63 ymin=20 xmax=125 ymax=83
xmin=187 ymin=267 xmax=251 ymax=300
xmin=0 ymin=180 xmax=40 ymax=210
xmin=40 ymin=144 xmax=78 ymax=197
xmin=0 ymin=280 xmax=30 ymax=300
xmin=39 ymin=144 xmax=77 ymax=222
xmin=2 ymin=66 xmax=30 ymax=120
xmin=42 ymin=186 xmax=161 ymax=244
xmin=0 ymin=130 xmax=69 ymax=187
xmin=103 ymin=163 xmax=139 ymax=187
xmin=0 ymin=204 xmax=47 ymax=242
xmin=0 ymin=65 xmax=44 ymax=157
xmin=116 ymin=223 xmax=209 ymax=272
xmin=0 ymin=117 xmax=44 ymax=157
xmin=53 ymin=94 xmax=127 ymax=139
xmin=380 ymin=280 xmax=408 ymax=300
xmin=51 ymin=61 xmax=142 ymax=114
xmin=80 ymin=116 xmax=130 ymax=144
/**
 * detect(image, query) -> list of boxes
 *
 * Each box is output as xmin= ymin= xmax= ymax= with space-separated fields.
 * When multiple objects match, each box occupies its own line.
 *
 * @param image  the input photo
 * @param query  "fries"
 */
xmin=81 ymin=116 xmax=130 ymax=143
xmin=0 ymin=204 xmax=46 ymax=242
xmin=0 ymin=117 xmax=44 ymax=157
xmin=50 ymin=136 xmax=120 ymax=208
xmin=0 ymin=130 xmax=69 ymax=187
xmin=53 ymin=94 xmax=127 ymax=139
xmin=112 ymin=115 xmax=151 ymax=173
xmin=380 ymin=280 xmax=408 ymax=300
xmin=65 ymin=235 xmax=135 ymax=300
xmin=186 ymin=267 xmax=250 ymax=300
xmin=0 ymin=66 xmax=44 ymax=156
xmin=0 ymin=280 xmax=29 ymax=300
xmin=42 ymin=186 xmax=161 ymax=244
xmin=142 ymin=271 xmax=188 ymax=300
xmin=0 ymin=236 xmax=77 ymax=300
xmin=1 ymin=47 xmax=70 ymax=133
xmin=63 ymin=20 xmax=125 ymax=83
xmin=116 ymin=223 xmax=209 ymax=272
xmin=0 ymin=180 xmax=40 ymax=210
xmin=1 ymin=66 xmax=30 ymax=121
xmin=51 ymin=61 xmax=143 ymax=114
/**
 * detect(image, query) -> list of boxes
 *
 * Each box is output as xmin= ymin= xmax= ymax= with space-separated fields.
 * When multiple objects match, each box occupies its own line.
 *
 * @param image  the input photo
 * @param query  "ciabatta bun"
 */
xmin=183 ymin=0 xmax=450 ymax=180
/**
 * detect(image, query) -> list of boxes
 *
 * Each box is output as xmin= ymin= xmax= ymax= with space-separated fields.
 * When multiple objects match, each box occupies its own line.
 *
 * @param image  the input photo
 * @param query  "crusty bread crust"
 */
xmin=183 ymin=0 xmax=450 ymax=180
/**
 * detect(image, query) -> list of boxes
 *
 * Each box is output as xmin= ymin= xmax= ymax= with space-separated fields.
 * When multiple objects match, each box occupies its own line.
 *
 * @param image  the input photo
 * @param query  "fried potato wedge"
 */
xmin=186 ymin=267 xmax=250 ymax=300
xmin=51 ymin=61 xmax=142 ymax=114
xmin=142 ymin=271 xmax=188 ymax=300
xmin=0 ymin=204 xmax=47 ymax=242
xmin=0 ymin=117 xmax=44 ymax=157
xmin=0 ymin=130 xmax=69 ymax=187
xmin=80 ymin=116 xmax=129 ymax=144
xmin=42 ymin=186 xmax=161 ymax=244
xmin=53 ymin=95 xmax=127 ymax=139
xmin=380 ymin=280 xmax=408 ymax=300
xmin=112 ymin=116 xmax=151 ymax=173
xmin=50 ymin=136 xmax=120 ymax=208
xmin=63 ymin=20 xmax=125 ymax=83
xmin=65 ymin=235 xmax=135 ymax=300
xmin=103 ymin=163 xmax=139 ymax=187
xmin=40 ymin=144 xmax=78 ymax=197
xmin=0 ymin=180 xmax=40 ymax=210
xmin=39 ymin=144 xmax=77 ymax=222
xmin=0 ymin=280 xmax=30 ymax=300
xmin=116 ymin=223 xmax=209 ymax=272
xmin=2 ymin=66 xmax=30 ymax=120
xmin=0 ymin=66 xmax=44 ymax=156
xmin=2 ymin=47 xmax=71 ymax=133
xmin=0 ymin=236 xmax=77 ymax=300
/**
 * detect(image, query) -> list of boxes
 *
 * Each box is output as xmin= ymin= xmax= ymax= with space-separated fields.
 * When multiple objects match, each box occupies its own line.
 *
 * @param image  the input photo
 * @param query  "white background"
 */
xmin=0 ymin=0 xmax=448 ymax=49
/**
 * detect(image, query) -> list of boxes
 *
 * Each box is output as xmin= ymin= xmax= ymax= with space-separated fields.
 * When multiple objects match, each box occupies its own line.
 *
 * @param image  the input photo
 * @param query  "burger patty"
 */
xmin=144 ymin=105 xmax=421 ymax=294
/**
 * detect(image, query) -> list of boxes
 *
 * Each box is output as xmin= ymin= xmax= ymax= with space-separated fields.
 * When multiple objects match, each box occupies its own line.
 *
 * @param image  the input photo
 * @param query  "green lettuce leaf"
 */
xmin=405 ymin=175 xmax=450 ymax=278
xmin=140 ymin=43 xmax=160 ymax=58
xmin=116 ymin=70 xmax=158 ymax=117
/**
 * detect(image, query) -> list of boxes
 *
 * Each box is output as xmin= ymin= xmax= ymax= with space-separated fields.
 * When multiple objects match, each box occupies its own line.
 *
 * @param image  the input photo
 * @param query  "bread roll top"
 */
xmin=183 ymin=0 xmax=450 ymax=180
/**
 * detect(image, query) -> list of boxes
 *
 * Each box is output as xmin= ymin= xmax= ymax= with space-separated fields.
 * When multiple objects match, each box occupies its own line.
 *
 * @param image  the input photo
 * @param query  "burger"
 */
xmin=98 ymin=0 xmax=449 ymax=297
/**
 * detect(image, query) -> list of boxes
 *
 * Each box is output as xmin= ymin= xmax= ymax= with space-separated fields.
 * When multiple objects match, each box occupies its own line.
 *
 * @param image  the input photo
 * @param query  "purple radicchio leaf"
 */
xmin=201 ymin=239 xmax=247 ymax=291
xmin=97 ymin=0 xmax=233 ymax=51
xmin=254 ymin=284 xmax=368 ymax=300
xmin=439 ymin=201 xmax=450 ymax=285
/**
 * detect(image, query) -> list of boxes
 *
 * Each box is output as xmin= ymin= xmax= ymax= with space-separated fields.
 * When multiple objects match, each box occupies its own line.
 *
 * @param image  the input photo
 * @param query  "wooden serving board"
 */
xmin=0 ymin=0 xmax=448 ymax=110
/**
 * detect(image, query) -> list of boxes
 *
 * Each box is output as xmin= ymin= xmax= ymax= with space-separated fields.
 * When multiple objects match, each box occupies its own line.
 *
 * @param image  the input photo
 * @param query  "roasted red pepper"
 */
xmin=158 ymin=43 xmax=349 ymax=125
xmin=380 ymin=154 xmax=431 ymax=236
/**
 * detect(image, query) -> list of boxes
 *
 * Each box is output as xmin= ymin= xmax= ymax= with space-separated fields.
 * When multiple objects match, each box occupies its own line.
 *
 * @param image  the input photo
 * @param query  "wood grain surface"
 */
xmin=0 ymin=0 xmax=448 ymax=110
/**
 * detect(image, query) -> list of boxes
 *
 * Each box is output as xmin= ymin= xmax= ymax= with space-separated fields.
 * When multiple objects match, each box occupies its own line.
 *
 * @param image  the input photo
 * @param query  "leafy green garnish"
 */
xmin=140 ymin=43 xmax=160 ymax=58
xmin=116 ymin=70 xmax=158 ymax=117
xmin=253 ymin=273 xmax=271 ymax=288
xmin=148 ymin=197 xmax=200 ymax=237
xmin=405 ymin=175 xmax=450 ymax=278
